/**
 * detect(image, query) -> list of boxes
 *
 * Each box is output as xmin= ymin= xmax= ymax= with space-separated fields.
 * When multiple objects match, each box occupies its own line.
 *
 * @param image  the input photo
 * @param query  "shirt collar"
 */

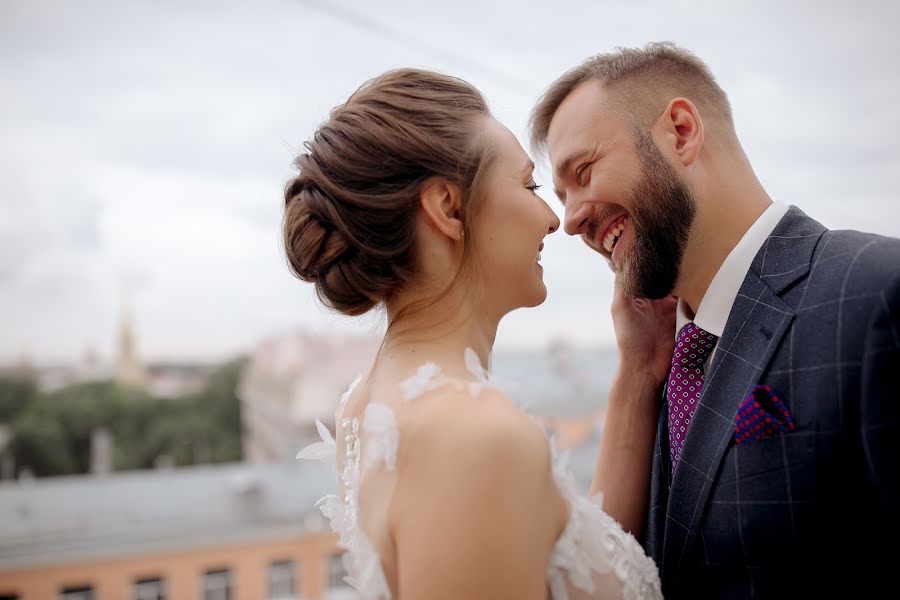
xmin=676 ymin=202 xmax=790 ymax=338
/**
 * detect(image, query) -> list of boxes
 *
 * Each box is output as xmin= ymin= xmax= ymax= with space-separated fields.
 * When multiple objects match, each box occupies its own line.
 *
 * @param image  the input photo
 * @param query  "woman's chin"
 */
xmin=490 ymin=276 xmax=548 ymax=313
xmin=526 ymin=282 xmax=548 ymax=307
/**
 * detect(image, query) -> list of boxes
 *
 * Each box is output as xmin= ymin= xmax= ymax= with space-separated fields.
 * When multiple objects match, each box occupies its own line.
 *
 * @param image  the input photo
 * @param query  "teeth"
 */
xmin=536 ymin=251 xmax=542 ymax=261
xmin=602 ymin=218 xmax=628 ymax=253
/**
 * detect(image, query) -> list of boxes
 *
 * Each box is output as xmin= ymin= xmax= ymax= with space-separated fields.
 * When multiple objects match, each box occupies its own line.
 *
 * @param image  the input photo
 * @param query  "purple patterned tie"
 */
xmin=667 ymin=322 xmax=719 ymax=472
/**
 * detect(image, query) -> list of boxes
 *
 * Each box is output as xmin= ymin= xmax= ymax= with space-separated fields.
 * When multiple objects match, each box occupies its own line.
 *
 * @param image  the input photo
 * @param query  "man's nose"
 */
xmin=564 ymin=198 xmax=592 ymax=236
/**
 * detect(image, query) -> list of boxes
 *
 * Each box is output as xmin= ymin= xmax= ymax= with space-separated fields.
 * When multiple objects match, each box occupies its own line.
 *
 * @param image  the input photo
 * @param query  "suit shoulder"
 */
xmin=818 ymin=229 xmax=900 ymax=261
xmin=812 ymin=229 xmax=900 ymax=291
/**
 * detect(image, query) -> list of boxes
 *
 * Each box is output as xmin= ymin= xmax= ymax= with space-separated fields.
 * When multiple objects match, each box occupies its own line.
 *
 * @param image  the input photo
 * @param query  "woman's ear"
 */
xmin=419 ymin=177 xmax=464 ymax=241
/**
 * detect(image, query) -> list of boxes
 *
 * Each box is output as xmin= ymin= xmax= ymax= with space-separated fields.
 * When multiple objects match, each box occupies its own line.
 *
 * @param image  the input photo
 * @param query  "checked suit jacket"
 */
xmin=644 ymin=206 xmax=900 ymax=598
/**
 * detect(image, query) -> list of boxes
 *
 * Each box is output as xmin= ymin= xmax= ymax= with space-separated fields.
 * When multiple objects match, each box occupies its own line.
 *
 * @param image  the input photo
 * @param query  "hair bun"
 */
xmin=283 ymin=175 xmax=382 ymax=316
xmin=282 ymin=68 xmax=492 ymax=317
xmin=283 ymin=179 xmax=351 ymax=282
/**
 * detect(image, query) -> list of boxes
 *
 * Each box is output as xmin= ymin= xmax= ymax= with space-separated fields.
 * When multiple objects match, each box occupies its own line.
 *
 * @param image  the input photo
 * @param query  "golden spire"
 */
xmin=117 ymin=287 xmax=144 ymax=387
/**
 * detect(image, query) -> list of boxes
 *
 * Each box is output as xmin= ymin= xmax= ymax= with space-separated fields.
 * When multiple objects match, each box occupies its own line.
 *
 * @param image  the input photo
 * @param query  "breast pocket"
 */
xmin=699 ymin=431 xmax=817 ymax=566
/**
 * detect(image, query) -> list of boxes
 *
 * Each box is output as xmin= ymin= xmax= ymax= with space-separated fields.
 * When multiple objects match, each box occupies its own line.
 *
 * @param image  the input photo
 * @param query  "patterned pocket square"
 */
xmin=734 ymin=385 xmax=795 ymax=445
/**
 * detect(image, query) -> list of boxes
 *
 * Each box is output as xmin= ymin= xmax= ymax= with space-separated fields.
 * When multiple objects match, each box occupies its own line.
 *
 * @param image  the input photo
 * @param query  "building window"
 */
xmin=133 ymin=577 xmax=166 ymax=600
xmin=202 ymin=569 xmax=232 ymax=600
xmin=268 ymin=560 xmax=295 ymax=600
xmin=59 ymin=587 xmax=94 ymax=600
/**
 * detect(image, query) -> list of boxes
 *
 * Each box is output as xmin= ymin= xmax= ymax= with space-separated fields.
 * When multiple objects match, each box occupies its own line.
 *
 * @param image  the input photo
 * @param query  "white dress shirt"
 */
xmin=675 ymin=202 xmax=790 ymax=367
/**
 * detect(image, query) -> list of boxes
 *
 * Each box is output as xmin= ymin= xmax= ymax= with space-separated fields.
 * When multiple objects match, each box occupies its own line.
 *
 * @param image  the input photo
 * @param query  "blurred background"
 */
xmin=1 ymin=0 xmax=898 ymax=598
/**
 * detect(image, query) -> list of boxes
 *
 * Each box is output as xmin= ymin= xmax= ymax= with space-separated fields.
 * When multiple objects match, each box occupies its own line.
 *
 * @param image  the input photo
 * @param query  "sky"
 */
xmin=1 ymin=0 xmax=899 ymax=365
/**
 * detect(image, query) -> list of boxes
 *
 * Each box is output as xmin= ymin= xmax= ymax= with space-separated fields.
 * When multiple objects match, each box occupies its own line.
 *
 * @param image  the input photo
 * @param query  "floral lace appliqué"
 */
xmin=298 ymin=380 xmax=393 ymax=599
xmin=547 ymin=440 xmax=662 ymax=600
xmin=295 ymin=419 xmax=336 ymax=462
xmin=399 ymin=361 xmax=442 ymax=401
xmin=362 ymin=403 xmax=398 ymax=471
xmin=464 ymin=346 xmax=491 ymax=396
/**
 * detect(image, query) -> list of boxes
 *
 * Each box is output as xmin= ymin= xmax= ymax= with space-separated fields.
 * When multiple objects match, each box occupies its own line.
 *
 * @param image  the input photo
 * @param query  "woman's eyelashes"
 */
xmin=525 ymin=179 xmax=542 ymax=192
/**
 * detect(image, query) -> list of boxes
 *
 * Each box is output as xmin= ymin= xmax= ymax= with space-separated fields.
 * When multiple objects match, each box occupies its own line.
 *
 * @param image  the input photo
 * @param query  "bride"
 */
xmin=286 ymin=69 xmax=673 ymax=599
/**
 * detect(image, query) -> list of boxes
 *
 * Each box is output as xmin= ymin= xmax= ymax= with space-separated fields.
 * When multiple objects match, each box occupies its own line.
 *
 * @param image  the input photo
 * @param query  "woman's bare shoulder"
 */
xmin=389 ymin=383 xmax=560 ymax=518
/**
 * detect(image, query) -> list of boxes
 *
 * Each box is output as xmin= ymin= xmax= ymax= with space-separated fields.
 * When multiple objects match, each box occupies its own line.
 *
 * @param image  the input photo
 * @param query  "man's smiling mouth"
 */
xmin=602 ymin=215 xmax=629 ymax=254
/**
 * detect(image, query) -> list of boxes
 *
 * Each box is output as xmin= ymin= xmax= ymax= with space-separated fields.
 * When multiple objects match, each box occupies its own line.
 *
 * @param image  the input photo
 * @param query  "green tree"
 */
xmin=9 ymin=381 xmax=149 ymax=476
xmin=0 ymin=376 xmax=38 ymax=423
xmin=7 ymin=356 xmax=247 ymax=478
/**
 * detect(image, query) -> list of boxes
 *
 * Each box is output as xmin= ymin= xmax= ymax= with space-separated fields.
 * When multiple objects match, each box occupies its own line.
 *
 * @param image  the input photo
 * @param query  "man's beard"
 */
xmin=617 ymin=129 xmax=696 ymax=299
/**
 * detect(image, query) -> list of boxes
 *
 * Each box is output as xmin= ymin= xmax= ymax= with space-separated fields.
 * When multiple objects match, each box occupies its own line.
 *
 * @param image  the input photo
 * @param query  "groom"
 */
xmin=531 ymin=43 xmax=899 ymax=597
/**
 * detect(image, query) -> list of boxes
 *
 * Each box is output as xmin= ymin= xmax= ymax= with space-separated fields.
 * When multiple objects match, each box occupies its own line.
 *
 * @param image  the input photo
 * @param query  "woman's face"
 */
xmin=472 ymin=118 xmax=560 ymax=313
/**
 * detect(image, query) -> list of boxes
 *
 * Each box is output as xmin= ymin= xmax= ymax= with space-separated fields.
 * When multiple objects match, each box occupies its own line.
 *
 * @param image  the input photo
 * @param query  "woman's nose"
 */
xmin=548 ymin=209 xmax=560 ymax=234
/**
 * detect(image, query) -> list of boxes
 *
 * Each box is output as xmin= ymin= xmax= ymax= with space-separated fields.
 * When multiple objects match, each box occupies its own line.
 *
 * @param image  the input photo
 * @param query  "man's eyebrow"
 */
xmin=553 ymin=151 xmax=585 ymax=188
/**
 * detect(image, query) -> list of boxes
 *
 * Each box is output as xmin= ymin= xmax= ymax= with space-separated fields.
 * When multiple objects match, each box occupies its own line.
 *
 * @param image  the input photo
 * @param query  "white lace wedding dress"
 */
xmin=298 ymin=349 xmax=662 ymax=599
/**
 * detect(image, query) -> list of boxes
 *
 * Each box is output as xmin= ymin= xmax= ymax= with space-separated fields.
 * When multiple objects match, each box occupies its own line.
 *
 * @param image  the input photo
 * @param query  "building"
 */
xmin=489 ymin=341 xmax=619 ymax=418
xmin=0 ymin=461 xmax=350 ymax=600
xmin=143 ymin=363 xmax=218 ymax=400
xmin=238 ymin=334 xmax=379 ymax=464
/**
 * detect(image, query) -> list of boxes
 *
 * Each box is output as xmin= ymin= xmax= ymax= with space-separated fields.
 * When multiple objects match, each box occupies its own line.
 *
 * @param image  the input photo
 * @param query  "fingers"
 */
xmin=661 ymin=294 xmax=678 ymax=316
xmin=611 ymin=272 xmax=635 ymax=314
xmin=612 ymin=273 xmax=624 ymax=299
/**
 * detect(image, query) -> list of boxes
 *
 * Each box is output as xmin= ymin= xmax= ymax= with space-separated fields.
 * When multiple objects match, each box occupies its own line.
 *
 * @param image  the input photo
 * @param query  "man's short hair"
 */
xmin=530 ymin=42 xmax=734 ymax=153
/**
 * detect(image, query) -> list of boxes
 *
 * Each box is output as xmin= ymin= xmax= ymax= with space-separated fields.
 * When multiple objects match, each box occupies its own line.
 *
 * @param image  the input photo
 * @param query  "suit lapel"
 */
xmin=645 ymin=385 xmax=671 ymax=564
xmin=659 ymin=206 xmax=827 ymax=584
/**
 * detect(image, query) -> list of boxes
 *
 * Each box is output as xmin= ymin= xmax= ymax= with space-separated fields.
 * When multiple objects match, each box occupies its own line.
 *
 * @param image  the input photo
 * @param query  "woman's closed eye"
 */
xmin=526 ymin=180 xmax=542 ymax=192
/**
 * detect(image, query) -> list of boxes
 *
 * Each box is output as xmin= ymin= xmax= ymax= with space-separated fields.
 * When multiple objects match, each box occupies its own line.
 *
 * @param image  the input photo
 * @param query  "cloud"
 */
xmin=1 ymin=0 xmax=899 ymax=362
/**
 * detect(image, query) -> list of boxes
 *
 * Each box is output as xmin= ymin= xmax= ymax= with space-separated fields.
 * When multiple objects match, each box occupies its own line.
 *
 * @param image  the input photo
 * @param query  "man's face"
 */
xmin=546 ymin=81 xmax=696 ymax=299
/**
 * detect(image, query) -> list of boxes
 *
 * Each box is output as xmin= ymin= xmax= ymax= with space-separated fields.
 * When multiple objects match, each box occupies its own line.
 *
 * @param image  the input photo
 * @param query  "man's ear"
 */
xmin=419 ymin=177 xmax=464 ymax=241
xmin=657 ymin=97 xmax=704 ymax=167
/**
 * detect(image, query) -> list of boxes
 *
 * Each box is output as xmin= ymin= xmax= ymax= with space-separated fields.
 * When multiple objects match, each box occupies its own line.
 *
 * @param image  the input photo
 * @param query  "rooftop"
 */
xmin=0 ymin=460 xmax=334 ymax=571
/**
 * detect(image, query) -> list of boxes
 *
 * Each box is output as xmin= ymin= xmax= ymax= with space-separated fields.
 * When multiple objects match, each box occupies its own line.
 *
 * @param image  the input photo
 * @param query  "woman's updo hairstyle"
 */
xmin=283 ymin=69 xmax=493 ymax=316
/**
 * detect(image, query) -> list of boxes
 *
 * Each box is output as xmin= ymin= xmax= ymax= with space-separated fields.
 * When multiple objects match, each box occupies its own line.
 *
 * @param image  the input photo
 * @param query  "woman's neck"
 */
xmin=381 ymin=287 xmax=497 ymax=376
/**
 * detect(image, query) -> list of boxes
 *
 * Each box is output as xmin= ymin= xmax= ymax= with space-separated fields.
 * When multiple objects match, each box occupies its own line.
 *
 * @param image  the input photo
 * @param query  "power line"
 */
xmin=299 ymin=0 xmax=536 ymax=97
